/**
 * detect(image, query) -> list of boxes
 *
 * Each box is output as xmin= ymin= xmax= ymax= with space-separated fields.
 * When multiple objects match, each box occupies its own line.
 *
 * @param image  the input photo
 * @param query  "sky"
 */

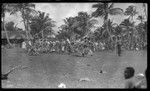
xmin=4 ymin=3 xmax=147 ymax=33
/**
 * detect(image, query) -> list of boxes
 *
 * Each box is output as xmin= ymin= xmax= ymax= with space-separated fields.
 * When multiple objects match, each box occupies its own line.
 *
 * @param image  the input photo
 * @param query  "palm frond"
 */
xmin=10 ymin=8 xmax=19 ymax=15
xmin=124 ymin=5 xmax=138 ymax=16
xmin=92 ymin=3 xmax=105 ymax=8
xmin=89 ymin=19 xmax=98 ymax=25
xmin=92 ymin=9 xmax=105 ymax=18
xmin=27 ymin=3 xmax=35 ymax=8
xmin=108 ymin=3 xmax=114 ymax=9
xmin=109 ymin=8 xmax=124 ymax=15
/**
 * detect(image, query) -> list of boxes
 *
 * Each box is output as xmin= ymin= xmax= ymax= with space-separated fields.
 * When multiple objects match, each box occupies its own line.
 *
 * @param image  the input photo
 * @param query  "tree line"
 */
xmin=1 ymin=3 xmax=147 ymax=51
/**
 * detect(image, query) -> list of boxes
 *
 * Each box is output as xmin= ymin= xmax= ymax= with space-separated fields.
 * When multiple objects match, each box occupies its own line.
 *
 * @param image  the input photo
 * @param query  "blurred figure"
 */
xmin=124 ymin=66 xmax=135 ymax=89
xmin=58 ymin=83 xmax=66 ymax=88
xmin=134 ymin=68 xmax=147 ymax=89
xmin=116 ymin=36 xmax=122 ymax=56
xmin=82 ymin=45 xmax=93 ymax=57
xmin=117 ymin=41 xmax=122 ymax=56
xmin=124 ymin=67 xmax=147 ymax=89
xmin=134 ymin=73 xmax=147 ymax=89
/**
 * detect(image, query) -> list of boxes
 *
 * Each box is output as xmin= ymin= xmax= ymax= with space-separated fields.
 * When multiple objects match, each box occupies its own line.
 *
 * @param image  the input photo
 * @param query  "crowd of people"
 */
xmin=1 ymin=36 xmax=123 ymax=57
xmin=22 ymin=38 xmax=106 ymax=56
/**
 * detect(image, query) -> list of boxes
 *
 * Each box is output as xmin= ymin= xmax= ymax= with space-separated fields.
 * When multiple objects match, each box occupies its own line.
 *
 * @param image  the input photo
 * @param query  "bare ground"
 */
xmin=1 ymin=48 xmax=147 ymax=88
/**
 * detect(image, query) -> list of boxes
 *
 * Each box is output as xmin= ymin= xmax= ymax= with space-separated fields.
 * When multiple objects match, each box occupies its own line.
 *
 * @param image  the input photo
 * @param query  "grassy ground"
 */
xmin=1 ymin=47 xmax=147 ymax=88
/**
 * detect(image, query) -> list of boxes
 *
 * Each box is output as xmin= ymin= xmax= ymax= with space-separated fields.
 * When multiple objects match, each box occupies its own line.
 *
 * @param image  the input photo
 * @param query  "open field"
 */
xmin=1 ymin=48 xmax=147 ymax=88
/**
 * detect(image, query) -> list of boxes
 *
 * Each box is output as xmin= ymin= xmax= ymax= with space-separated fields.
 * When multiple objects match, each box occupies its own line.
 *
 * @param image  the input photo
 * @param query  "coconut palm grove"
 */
xmin=1 ymin=3 xmax=147 ymax=88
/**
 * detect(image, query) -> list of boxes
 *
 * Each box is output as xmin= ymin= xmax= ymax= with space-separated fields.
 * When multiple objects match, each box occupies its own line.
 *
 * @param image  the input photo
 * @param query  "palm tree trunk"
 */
xmin=130 ymin=33 xmax=133 ymax=50
xmin=3 ymin=17 xmax=12 ymax=47
xmin=27 ymin=18 xmax=32 ymax=40
xmin=128 ymin=33 xmax=130 ymax=50
xmin=105 ymin=15 xmax=114 ymax=50
xmin=22 ymin=11 xmax=29 ymax=40
xmin=42 ymin=30 xmax=44 ymax=39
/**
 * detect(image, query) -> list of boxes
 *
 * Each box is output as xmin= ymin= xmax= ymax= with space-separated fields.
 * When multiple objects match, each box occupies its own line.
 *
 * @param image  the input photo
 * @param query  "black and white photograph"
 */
xmin=1 ymin=2 xmax=147 ymax=88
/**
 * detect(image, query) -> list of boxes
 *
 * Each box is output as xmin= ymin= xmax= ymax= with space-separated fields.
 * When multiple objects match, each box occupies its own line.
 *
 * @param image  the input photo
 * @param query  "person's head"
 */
xmin=124 ymin=67 xmax=135 ymax=79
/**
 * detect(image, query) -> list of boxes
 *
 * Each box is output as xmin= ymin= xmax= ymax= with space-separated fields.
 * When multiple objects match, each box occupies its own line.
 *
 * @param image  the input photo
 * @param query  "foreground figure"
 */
xmin=124 ymin=67 xmax=147 ymax=89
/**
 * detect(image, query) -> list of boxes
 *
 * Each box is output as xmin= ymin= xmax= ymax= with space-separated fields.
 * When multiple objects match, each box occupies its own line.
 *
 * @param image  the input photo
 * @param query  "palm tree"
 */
xmin=136 ymin=21 xmax=147 ymax=49
xmin=73 ymin=12 xmax=98 ymax=40
xmin=57 ymin=17 xmax=76 ymax=48
xmin=59 ymin=16 xmax=79 ymax=43
xmin=93 ymin=27 xmax=104 ymax=42
xmin=30 ymin=11 xmax=56 ymax=39
xmin=57 ymin=12 xmax=98 ymax=53
xmin=2 ymin=3 xmax=12 ymax=46
xmin=102 ymin=19 xmax=119 ymax=50
xmin=8 ymin=3 xmax=36 ymax=40
xmin=124 ymin=5 xmax=139 ymax=49
xmin=119 ymin=18 xmax=138 ymax=50
xmin=57 ymin=12 xmax=97 ymax=52
xmin=56 ymin=30 xmax=71 ymax=41
xmin=92 ymin=3 xmax=123 ymax=43
xmin=124 ymin=5 xmax=138 ymax=22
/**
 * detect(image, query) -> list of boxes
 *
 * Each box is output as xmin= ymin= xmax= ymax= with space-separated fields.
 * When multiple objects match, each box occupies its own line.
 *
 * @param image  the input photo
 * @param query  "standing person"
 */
xmin=61 ymin=41 xmax=65 ymax=53
xmin=116 ymin=36 xmax=122 ymax=56
xmin=65 ymin=39 xmax=72 ymax=54
xmin=82 ymin=45 xmax=93 ymax=57
xmin=82 ymin=45 xmax=87 ymax=57
xmin=117 ymin=41 xmax=121 ymax=56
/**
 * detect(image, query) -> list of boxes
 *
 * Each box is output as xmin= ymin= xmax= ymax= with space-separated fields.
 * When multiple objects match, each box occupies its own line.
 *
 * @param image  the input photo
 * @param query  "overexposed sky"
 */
xmin=4 ymin=3 xmax=147 ymax=33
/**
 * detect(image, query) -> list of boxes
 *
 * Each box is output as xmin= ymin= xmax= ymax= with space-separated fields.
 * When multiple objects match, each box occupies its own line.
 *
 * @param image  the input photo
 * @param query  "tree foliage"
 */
xmin=57 ymin=11 xmax=98 ymax=41
xmin=30 ymin=11 xmax=56 ymax=39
